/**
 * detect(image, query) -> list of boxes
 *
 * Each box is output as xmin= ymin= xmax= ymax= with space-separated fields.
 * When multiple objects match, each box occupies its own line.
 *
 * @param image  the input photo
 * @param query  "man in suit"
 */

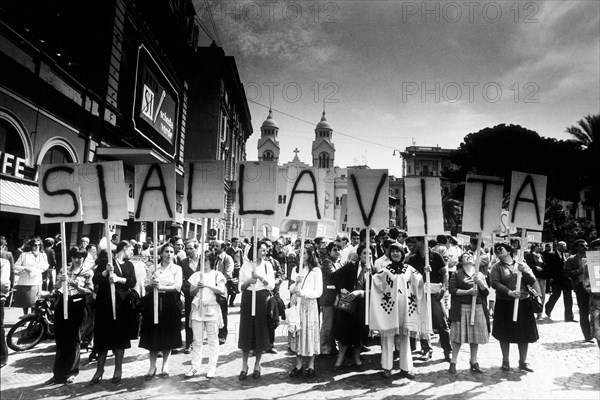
xmin=544 ymin=241 xmax=575 ymax=321
xmin=176 ymin=239 xmax=201 ymax=354
xmin=213 ymin=241 xmax=233 ymax=344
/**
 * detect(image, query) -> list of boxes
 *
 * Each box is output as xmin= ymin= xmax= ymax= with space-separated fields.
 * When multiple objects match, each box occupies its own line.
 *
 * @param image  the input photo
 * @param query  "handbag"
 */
xmin=334 ymin=292 xmax=357 ymax=313
xmin=127 ymin=288 xmax=142 ymax=314
xmin=525 ymin=285 xmax=543 ymax=314
xmin=285 ymin=303 xmax=300 ymax=333
xmin=266 ymin=291 xmax=280 ymax=329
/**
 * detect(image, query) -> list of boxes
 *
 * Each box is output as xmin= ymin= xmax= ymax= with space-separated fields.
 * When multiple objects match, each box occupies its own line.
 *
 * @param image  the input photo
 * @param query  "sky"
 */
xmin=194 ymin=0 xmax=600 ymax=177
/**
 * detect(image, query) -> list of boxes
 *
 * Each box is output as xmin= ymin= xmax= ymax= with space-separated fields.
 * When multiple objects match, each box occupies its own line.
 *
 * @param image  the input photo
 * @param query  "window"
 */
xmin=0 ymin=118 xmax=26 ymax=158
xmin=318 ymin=152 xmax=330 ymax=168
xmin=263 ymin=150 xmax=274 ymax=162
xmin=422 ymin=164 xmax=429 ymax=175
xmin=278 ymin=195 xmax=287 ymax=204
xmin=42 ymin=146 xmax=72 ymax=164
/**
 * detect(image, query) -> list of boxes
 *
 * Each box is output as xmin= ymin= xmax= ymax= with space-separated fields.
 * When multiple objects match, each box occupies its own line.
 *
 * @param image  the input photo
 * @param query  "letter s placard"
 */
xmin=38 ymin=163 xmax=82 ymax=224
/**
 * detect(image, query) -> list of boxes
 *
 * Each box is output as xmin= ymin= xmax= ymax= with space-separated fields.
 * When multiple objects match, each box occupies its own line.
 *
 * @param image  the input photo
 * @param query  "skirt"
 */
xmin=13 ymin=285 xmax=40 ymax=308
xmin=139 ymin=291 xmax=183 ymax=352
xmin=93 ymin=291 xmax=133 ymax=352
xmin=238 ymin=289 xmax=271 ymax=352
xmin=333 ymin=297 xmax=369 ymax=347
xmin=291 ymin=298 xmax=320 ymax=356
xmin=450 ymin=303 xmax=489 ymax=344
xmin=492 ymin=298 xmax=539 ymax=343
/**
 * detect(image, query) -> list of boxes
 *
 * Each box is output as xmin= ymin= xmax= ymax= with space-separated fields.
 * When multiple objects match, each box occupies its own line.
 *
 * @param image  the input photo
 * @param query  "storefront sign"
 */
xmin=0 ymin=151 xmax=35 ymax=180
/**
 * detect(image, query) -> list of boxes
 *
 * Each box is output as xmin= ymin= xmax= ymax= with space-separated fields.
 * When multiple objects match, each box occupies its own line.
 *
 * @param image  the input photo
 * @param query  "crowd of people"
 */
xmin=0 ymin=228 xmax=599 ymax=384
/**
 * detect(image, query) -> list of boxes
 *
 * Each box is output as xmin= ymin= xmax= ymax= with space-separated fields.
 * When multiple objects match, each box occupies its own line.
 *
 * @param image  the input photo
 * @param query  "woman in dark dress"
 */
xmin=139 ymin=243 xmax=183 ymax=379
xmin=90 ymin=241 xmax=136 ymax=384
xmin=332 ymin=244 xmax=372 ymax=370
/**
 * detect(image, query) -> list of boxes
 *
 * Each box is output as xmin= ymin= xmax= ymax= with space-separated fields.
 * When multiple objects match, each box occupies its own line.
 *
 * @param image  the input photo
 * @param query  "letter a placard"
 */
xmin=38 ymin=163 xmax=83 ymax=224
xmin=285 ymin=168 xmax=326 ymax=221
xmin=405 ymin=177 xmax=444 ymax=236
xmin=78 ymin=161 xmax=129 ymax=224
xmin=184 ymin=161 xmax=225 ymax=219
xmin=346 ymin=169 xmax=389 ymax=228
xmin=462 ymin=174 xmax=504 ymax=233
xmin=134 ymin=163 xmax=177 ymax=222
xmin=509 ymin=171 xmax=547 ymax=231
xmin=236 ymin=161 xmax=278 ymax=219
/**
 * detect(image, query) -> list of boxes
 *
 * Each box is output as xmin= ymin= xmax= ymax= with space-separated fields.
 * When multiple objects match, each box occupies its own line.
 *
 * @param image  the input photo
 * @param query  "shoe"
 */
xmin=185 ymin=368 xmax=198 ymax=378
xmin=566 ymin=319 xmax=578 ymax=323
xmin=157 ymin=351 xmax=163 ymax=358
xmin=160 ymin=370 xmax=170 ymax=379
xmin=44 ymin=377 xmax=59 ymax=386
xmin=144 ymin=368 xmax=157 ymax=381
xmin=219 ymin=338 xmax=227 ymax=345
xmin=65 ymin=376 xmax=76 ymax=384
xmin=252 ymin=367 xmax=261 ymax=379
xmin=289 ymin=366 xmax=304 ymax=377
xmin=206 ymin=369 xmax=216 ymax=379
xmin=399 ymin=370 xmax=415 ymax=380
xmin=448 ymin=363 xmax=456 ymax=374
xmin=470 ymin=362 xmax=483 ymax=374
xmin=88 ymin=353 xmax=98 ymax=363
xmin=360 ymin=346 xmax=369 ymax=353
xmin=382 ymin=369 xmax=392 ymax=378
xmin=266 ymin=347 xmax=278 ymax=354
xmin=585 ymin=339 xmax=595 ymax=343
xmin=306 ymin=368 xmax=315 ymax=379
xmin=238 ymin=369 xmax=248 ymax=381
xmin=171 ymin=348 xmax=180 ymax=355
xmin=89 ymin=373 xmax=103 ymax=386
xmin=518 ymin=362 xmax=533 ymax=372
xmin=332 ymin=363 xmax=342 ymax=371
xmin=419 ymin=349 xmax=433 ymax=361
xmin=183 ymin=347 xmax=192 ymax=355
xmin=444 ymin=352 xmax=452 ymax=363
xmin=353 ymin=363 xmax=364 ymax=372
xmin=111 ymin=375 xmax=122 ymax=384
xmin=501 ymin=361 xmax=511 ymax=371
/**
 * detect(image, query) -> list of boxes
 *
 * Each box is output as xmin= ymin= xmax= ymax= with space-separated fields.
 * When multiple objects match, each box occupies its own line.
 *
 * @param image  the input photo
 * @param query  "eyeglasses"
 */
xmin=31 ymin=244 xmax=41 ymax=248
xmin=332 ymin=248 xmax=340 ymax=252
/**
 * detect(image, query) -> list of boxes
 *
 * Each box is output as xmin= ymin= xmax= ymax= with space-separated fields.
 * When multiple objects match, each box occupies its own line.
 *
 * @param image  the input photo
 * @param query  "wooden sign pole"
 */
xmin=200 ymin=218 xmax=207 ymax=280
xmin=424 ymin=235 xmax=432 ymax=332
xmin=365 ymin=228 xmax=371 ymax=326
xmin=105 ymin=221 xmax=117 ymax=320
xmin=251 ymin=218 xmax=258 ymax=316
xmin=512 ymin=229 xmax=526 ymax=322
xmin=153 ymin=221 xmax=159 ymax=325
xmin=60 ymin=222 xmax=68 ymax=320
xmin=470 ymin=233 xmax=483 ymax=326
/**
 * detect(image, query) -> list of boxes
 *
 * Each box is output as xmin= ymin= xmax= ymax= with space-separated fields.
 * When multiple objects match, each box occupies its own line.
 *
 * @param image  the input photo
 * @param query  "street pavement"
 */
xmin=1 ymin=284 xmax=599 ymax=400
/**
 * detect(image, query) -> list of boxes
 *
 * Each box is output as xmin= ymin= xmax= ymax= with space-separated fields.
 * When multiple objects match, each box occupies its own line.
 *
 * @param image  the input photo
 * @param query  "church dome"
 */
xmin=261 ymin=109 xmax=279 ymax=129
xmin=316 ymin=111 xmax=332 ymax=130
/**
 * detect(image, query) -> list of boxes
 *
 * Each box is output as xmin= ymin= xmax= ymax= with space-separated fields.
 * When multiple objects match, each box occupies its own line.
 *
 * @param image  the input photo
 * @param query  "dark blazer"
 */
xmin=332 ymin=260 xmax=371 ymax=292
xmin=320 ymin=256 xmax=341 ymax=306
xmin=179 ymin=257 xmax=199 ymax=297
xmin=93 ymin=259 xmax=136 ymax=302
xmin=544 ymin=251 xmax=569 ymax=283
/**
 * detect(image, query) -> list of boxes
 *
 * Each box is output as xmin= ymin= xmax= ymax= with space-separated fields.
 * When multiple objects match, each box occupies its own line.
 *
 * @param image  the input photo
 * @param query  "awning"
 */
xmin=0 ymin=178 xmax=40 ymax=215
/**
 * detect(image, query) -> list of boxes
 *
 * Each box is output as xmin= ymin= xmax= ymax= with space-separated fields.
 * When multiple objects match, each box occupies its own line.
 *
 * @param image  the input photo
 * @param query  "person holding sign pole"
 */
xmin=332 ymin=244 xmax=372 ymax=371
xmin=13 ymin=239 xmax=49 ymax=315
xmin=185 ymin=250 xmax=226 ymax=378
xmin=490 ymin=242 xmax=538 ymax=372
xmin=288 ymin=245 xmax=323 ymax=379
xmin=405 ymin=236 xmax=452 ymax=362
xmin=139 ymin=243 xmax=183 ymax=379
xmin=90 ymin=242 xmax=137 ymax=385
xmin=320 ymin=242 xmax=342 ymax=356
xmin=448 ymin=253 xmax=490 ymax=374
xmin=563 ymin=239 xmax=593 ymax=342
xmin=45 ymin=248 xmax=93 ymax=385
xmin=237 ymin=242 xmax=275 ymax=380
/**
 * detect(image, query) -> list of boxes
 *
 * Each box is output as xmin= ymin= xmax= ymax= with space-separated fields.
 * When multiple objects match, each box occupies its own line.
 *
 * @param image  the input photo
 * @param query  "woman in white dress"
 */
xmin=185 ymin=251 xmax=226 ymax=378
xmin=288 ymin=245 xmax=323 ymax=379
xmin=14 ymin=239 xmax=49 ymax=314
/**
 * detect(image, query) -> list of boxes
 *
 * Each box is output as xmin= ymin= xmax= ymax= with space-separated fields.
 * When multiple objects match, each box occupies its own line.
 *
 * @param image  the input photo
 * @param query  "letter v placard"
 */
xmin=346 ymin=169 xmax=390 ymax=228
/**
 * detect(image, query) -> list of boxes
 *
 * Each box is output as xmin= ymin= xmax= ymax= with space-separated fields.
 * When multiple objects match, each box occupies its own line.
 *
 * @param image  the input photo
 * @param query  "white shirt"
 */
xmin=239 ymin=260 xmax=275 ymax=292
xmin=373 ymin=255 xmax=390 ymax=273
xmin=339 ymin=245 xmax=356 ymax=265
xmin=146 ymin=262 xmax=182 ymax=292
xmin=290 ymin=266 xmax=323 ymax=299
xmin=14 ymin=252 xmax=49 ymax=286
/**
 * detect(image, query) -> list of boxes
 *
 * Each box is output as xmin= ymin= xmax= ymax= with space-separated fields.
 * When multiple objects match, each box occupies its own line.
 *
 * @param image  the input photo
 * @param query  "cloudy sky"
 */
xmin=195 ymin=1 xmax=599 ymax=176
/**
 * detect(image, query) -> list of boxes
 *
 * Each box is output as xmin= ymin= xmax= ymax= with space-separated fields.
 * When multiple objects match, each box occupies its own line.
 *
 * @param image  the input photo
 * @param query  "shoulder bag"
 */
xmin=525 ymin=285 xmax=543 ymax=314
xmin=334 ymin=292 xmax=357 ymax=313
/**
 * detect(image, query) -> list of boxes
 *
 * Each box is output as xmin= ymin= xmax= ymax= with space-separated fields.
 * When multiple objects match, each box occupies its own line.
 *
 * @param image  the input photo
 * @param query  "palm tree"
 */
xmin=566 ymin=113 xmax=600 ymax=230
xmin=443 ymin=194 xmax=462 ymax=234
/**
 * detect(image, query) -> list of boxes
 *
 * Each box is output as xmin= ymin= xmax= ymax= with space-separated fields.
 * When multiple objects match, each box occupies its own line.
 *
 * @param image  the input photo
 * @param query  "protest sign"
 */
xmin=346 ymin=169 xmax=389 ymax=228
xmin=509 ymin=171 xmax=547 ymax=231
xmin=285 ymin=168 xmax=326 ymax=221
xmin=586 ymin=251 xmax=600 ymax=293
xmin=184 ymin=161 xmax=225 ymax=219
xmin=134 ymin=163 xmax=177 ymax=221
xmin=237 ymin=162 xmax=278 ymax=219
xmin=38 ymin=163 xmax=82 ymax=224
xmin=462 ymin=174 xmax=504 ymax=233
xmin=405 ymin=177 xmax=444 ymax=236
xmin=78 ymin=161 xmax=129 ymax=224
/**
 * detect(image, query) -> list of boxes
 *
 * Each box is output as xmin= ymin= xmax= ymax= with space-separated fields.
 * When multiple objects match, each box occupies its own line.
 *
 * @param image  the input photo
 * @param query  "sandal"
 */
xmin=239 ymin=369 xmax=248 ymax=381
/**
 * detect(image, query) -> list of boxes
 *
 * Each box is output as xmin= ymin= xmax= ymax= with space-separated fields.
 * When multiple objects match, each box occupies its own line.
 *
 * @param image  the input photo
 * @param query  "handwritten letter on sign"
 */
xmin=509 ymin=171 xmax=547 ymax=231
xmin=462 ymin=174 xmax=504 ymax=233
xmin=237 ymin=162 xmax=278 ymax=219
xmin=185 ymin=161 xmax=225 ymax=219
xmin=285 ymin=168 xmax=326 ymax=221
xmin=405 ymin=177 xmax=444 ymax=236
xmin=38 ymin=163 xmax=82 ymax=224
xmin=347 ymin=169 xmax=389 ymax=228
xmin=134 ymin=163 xmax=177 ymax=222
xmin=78 ymin=162 xmax=129 ymax=224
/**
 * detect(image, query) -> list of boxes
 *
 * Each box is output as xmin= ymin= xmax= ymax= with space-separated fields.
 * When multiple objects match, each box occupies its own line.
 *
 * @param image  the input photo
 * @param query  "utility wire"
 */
xmin=204 ymin=0 xmax=222 ymax=46
xmin=249 ymin=100 xmax=401 ymax=150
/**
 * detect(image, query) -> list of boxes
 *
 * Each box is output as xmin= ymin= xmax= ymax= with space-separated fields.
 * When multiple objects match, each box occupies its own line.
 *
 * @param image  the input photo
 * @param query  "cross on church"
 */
xmin=293 ymin=148 xmax=300 ymax=157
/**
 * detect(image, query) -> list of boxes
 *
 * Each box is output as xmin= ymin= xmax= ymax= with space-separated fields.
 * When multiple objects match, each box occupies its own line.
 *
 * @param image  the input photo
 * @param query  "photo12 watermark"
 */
xmin=216 ymin=1 xmax=340 ymax=24
xmin=400 ymin=1 xmax=539 ymax=23
xmin=245 ymin=81 xmax=340 ymax=104
xmin=401 ymin=82 xmax=540 ymax=103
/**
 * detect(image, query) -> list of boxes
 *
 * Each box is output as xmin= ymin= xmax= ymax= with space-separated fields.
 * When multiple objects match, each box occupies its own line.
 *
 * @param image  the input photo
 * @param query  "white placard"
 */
xmin=526 ymin=231 xmax=542 ymax=243
xmin=586 ymin=251 xmax=600 ymax=293
xmin=184 ymin=161 xmax=225 ymax=219
xmin=285 ymin=168 xmax=326 ymax=221
xmin=509 ymin=171 xmax=547 ymax=231
xmin=78 ymin=162 xmax=129 ymax=224
xmin=134 ymin=163 xmax=177 ymax=222
xmin=38 ymin=163 xmax=82 ymax=224
xmin=405 ymin=177 xmax=444 ymax=236
xmin=236 ymin=162 xmax=278 ymax=219
xmin=462 ymin=174 xmax=504 ymax=233
xmin=346 ymin=169 xmax=390 ymax=228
